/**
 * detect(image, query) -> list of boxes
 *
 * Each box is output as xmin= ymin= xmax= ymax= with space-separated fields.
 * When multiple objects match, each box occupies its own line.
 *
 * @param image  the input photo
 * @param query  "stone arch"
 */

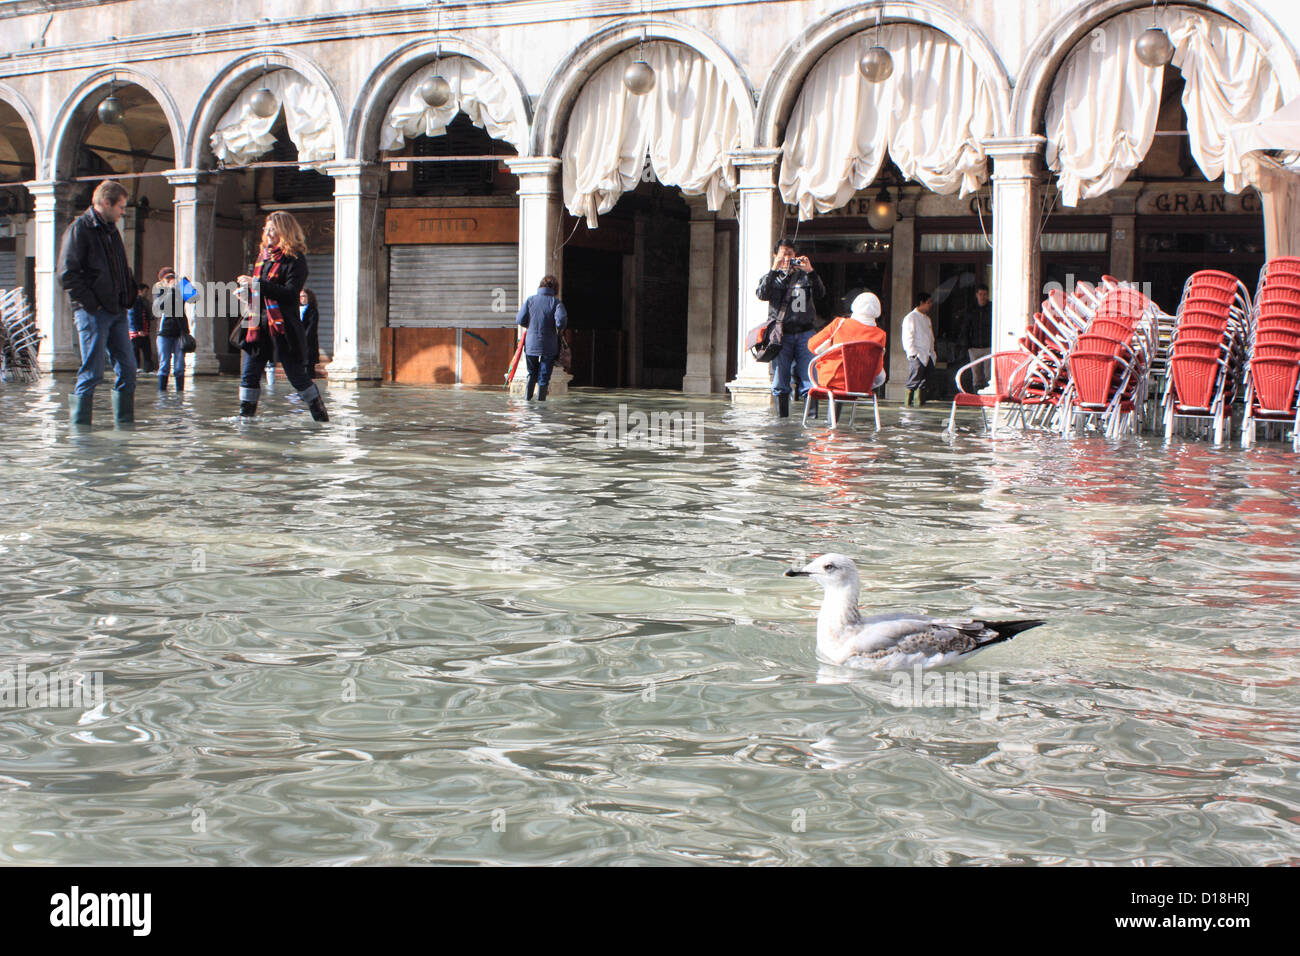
xmin=531 ymin=16 xmax=757 ymax=158
xmin=46 ymin=66 xmax=185 ymax=180
xmin=1011 ymin=0 xmax=1300 ymax=139
xmin=350 ymin=36 xmax=532 ymax=161
xmin=186 ymin=48 xmax=347 ymax=169
xmin=757 ymin=0 xmax=1013 ymax=148
xmin=0 ymin=82 xmax=43 ymax=178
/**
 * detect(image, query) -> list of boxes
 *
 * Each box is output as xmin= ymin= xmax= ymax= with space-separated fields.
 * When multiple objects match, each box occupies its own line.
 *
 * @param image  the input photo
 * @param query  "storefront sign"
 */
xmin=385 ymin=207 xmax=519 ymax=244
xmin=1138 ymin=189 xmax=1261 ymax=216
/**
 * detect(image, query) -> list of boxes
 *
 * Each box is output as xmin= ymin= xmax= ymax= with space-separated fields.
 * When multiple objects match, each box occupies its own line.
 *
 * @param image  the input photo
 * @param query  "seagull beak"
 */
xmin=784 ymin=569 xmax=809 ymax=577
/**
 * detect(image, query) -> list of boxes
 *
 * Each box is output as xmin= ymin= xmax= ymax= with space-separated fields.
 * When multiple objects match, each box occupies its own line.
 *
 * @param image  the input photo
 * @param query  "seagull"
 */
xmin=785 ymin=553 xmax=1044 ymax=670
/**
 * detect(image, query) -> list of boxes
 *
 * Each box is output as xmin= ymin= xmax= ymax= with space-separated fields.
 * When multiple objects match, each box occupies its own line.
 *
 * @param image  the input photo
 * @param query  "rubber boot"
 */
xmin=240 ymin=401 xmax=257 ymax=417
xmin=112 ymin=388 xmax=135 ymax=424
xmin=916 ymin=389 xmax=926 ymax=407
xmin=526 ymin=377 xmax=536 ymax=400
xmin=906 ymin=388 xmax=916 ymax=407
xmin=308 ymin=397 xmax=330 ymax=422
xmin=175 ymin=372 xmax=184 ymax=392
xmin=70 ymin=392 xmax=93 ymax=426
xmin=778 ymin=393 xmax=790 ymax=418
xmin=158 ymin=375 xmax=167 ymax=392
xmin=538 ymin=385 xmax=548 ymax=402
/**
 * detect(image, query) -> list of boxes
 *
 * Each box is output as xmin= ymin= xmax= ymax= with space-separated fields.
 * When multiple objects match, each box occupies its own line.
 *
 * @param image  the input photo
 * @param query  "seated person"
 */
xmin=807 ymin=292 xmax=888 ymax=394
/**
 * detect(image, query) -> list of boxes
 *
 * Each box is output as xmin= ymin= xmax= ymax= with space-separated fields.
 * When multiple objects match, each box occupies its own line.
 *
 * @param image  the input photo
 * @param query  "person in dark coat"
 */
xmin=299 ymin=288 xmax=321 ymax=374
xmin=57 ymin=179 xmax=137 ymax=425
xmin=153 ymin=267 xmax=190 ymax=391
xmin=515 ymin=275 xmax=568 ymax=401
xmin=128 ymin=283 xmax=153 ymax=373
xmin=756 ymin=238 xmax=826 ymax=417
xmin=235 ymin=211 xmax=328 ymax=422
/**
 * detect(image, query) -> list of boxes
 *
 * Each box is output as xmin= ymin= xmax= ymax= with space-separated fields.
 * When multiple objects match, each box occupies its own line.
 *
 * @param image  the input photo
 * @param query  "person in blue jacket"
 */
xmin=515 ymin=275 xmax=567 ymax=401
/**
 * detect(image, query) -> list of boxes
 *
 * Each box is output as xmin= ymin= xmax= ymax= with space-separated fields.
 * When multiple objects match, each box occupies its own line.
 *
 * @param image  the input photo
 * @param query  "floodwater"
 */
xmin=1 ymin=377 xmax=1297 ymax=866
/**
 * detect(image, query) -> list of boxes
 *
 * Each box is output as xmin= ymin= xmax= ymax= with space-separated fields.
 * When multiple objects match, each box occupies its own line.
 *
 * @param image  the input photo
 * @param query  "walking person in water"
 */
xmin=235 ymin=211 xmax=329 ymax=422
xmin=516 ymin=275 xmax=567 ymax=401
xmin=154 ymin=267 xmax=189 ymax=392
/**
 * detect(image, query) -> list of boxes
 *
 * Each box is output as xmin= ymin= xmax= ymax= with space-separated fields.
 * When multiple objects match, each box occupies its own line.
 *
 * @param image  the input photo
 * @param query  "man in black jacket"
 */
xmin=58 ymin=180 xmax=137 ymax=424
xmin=756 ymin=238 xmax=825 ymax=417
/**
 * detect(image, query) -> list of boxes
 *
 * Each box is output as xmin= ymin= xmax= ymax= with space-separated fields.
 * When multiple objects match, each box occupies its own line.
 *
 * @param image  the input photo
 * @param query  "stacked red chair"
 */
xmin=1162 ymin=270 xmax=1250 ymax=444
xmin=944 ymin=348 xmax=1035 ymax=435
xmin=1242 ymin=256 xmax=1300 ymax=450
xmin=1058 ymin=285 xmax=1158 ymax=437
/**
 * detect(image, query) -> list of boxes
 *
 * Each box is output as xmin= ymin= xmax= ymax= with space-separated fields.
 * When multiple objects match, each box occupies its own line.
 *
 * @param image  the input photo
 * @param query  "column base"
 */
xmin=39 ymin=351 xmax=82 ymax=374
xmin=326 ymin=361 xmax=384 ymax=387
xmin=189 ymin=354 xmax=222 ymax=376
xmin=682 ymin=372 xmax=714 ymax=394
xmin=726 ymin=372 xmax=774 ymax=405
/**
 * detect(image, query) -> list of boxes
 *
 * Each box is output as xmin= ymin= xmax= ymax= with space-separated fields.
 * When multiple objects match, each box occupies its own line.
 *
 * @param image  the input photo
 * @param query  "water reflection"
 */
xmin=0 ymin=380 xmax=1297 ymax=865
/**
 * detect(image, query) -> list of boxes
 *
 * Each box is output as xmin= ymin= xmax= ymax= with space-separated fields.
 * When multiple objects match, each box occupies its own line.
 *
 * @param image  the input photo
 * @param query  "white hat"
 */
xmin=850 ymin=292 xmax=881 ymax=325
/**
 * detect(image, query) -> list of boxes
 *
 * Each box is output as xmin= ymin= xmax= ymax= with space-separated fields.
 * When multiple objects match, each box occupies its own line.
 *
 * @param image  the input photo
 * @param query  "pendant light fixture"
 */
xmin=624 ymin=1 xmax=655 ymax=95
xmin=250 ymin=58 xmax=279 ymax=118
xmin=859 ymin=11 xmax=894 ymax=83
xmin=1135 ymin=0 xmax=1174 ymax=68
xmin=422 ymin=3 xmax=453 ymax=107
xmin=866 ymin=186 xmax=897 ymax=232
xmin=97 ymin=74 xmax=124 ymax=125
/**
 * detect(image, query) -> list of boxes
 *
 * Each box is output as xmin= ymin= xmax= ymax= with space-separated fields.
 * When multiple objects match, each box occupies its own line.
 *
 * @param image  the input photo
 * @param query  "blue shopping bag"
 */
xmin=180 ymin=277 xmax=199 ymax=302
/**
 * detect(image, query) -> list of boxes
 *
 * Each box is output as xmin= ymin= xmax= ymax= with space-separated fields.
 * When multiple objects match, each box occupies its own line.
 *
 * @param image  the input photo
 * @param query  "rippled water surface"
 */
xmin=1 ymin=378 xmax=1298 ymax=865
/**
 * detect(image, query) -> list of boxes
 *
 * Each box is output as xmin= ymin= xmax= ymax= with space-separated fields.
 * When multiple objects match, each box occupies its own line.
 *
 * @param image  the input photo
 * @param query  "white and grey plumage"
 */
xmin=785 ymin=553 xmax=1044 ymax=670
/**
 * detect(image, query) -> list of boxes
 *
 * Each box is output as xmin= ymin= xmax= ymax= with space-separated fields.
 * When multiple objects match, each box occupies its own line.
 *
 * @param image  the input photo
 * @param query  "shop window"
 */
xmin=271 ymin=136 xmax=334 ymax=203
xmin=413 ymin=114 xmax=499 ymax=196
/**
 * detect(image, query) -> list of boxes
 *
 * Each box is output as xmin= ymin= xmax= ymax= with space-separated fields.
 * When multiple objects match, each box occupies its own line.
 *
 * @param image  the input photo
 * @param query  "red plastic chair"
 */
xmin=1262 ymin=257 xmax=1300 ymax=277
xmin=1257 ymin=287 xmax=1300 ymax=310
xmin=1170 ymin=353 xmax=1225 ymax=411
xmin=803 ymin=340 xmax=885 ymax=428
xmin=1249 ymin=357 xmax=1300 ymax=413
xmin=944 ymin=349 xmax=1034 ymax=434
xmin=1252 ymin=343 xmax=1300 ymax=361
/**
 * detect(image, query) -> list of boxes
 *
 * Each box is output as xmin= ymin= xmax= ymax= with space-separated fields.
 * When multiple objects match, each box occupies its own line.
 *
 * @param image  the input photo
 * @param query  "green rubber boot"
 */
xmin=112 ymin=388 xmax=135 ymax=424
xmin=70 ymin=392 xmax=93 ymax=425
xmin=905 ymin=389 xmax=916 ymax=407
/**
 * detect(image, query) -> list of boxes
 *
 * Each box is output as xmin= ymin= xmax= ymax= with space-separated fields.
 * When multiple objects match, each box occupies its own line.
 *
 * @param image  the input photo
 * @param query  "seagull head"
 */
xmin=785 ymin=553 xmax=861 ymax=592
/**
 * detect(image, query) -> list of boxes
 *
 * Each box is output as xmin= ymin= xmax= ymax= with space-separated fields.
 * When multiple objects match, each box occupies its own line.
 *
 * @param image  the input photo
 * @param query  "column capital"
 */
xmin=323 ymin=161 xmax=383 ymax=197
xmin=504 ymin=156 xmax=561 ymax=179
xmin=983 ymin=136 xmax=1047 ymax=159
xmin=728 ymin=148 xmax=783 ymax=170
xmin=25 ymin=180 xmax=73 ymax=204
xmin=163 ymin=167 xmax=216 ymax=186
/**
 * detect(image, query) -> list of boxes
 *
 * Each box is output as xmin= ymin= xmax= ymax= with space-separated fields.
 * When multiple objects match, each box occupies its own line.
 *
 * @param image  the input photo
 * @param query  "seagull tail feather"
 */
xmin=982 ymin=619 xmax=1047 ymax=646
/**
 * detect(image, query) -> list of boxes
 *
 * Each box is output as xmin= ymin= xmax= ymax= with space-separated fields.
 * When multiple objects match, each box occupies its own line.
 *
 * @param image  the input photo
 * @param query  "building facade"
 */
xmin=0 ymin=0 xmax=1297 ymax=401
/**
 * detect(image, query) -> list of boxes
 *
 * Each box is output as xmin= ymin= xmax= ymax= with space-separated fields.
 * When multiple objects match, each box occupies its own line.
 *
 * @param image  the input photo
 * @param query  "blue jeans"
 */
xmin=771 ymin=328 xmax=814 ymax=398
xmin=157 ymin=335 xmax=185 ymax=386
xmin=74 ymin=308 xmax=136 ymax=396
xmin=525 ymin=354 xmax=555 ymax=388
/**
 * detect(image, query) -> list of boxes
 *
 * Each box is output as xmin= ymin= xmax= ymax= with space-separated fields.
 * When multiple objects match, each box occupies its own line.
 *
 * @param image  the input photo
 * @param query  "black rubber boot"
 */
xmin=308 ymin=397 xmax=330 ymax=422
xmin=240 ymin=401 xmax=257 ymax=418
xmin=158 ymin=376 xmax=167 ymax=392
xmin=526 ymin=377 xmax=536 ymax=400
xmin=70 ymin=393 xmax=93 ymax=426
xmin=176 ymin=373 xmax=184 ymax=392
xmin=537 ymin=385 xmax=548 ymax=402
xmin=112 ymin=388 xmax=135 ymax=424
xmin=777 ymin=393 xmax=790 ymax=418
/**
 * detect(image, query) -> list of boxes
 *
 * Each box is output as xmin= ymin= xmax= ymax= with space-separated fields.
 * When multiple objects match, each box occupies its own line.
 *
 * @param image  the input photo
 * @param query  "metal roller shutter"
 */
xmin=304 ymin=253 xmax=334 ymax=358
xmin=388 ymin=244 xmax=518 ymax=327
xmin=0 ymin=250 xmax=15 ymax=291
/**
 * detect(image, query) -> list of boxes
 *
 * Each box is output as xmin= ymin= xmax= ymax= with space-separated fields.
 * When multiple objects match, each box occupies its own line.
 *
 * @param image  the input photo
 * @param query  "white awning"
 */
xmin=1046 ymin=9 xmax=1284 ymax=205
xmin=779 ymin=24 xmax=998 ymax=220
xmin=381 ymin=56 xmax=526 ymax=153
xmin=561 ymin=41 xmax=743 ymax=225
xmin=209 ymin=70 xmax=336 ymax=166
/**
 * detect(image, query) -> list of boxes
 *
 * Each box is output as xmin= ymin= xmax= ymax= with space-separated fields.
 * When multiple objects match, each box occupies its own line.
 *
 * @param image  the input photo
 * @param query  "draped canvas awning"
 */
xmin=779 ymin=24 xmax=999 ymax=220
xmin=380 ymin=56 xmax=526 ymax=153
xmin=209 ymin=70 xmax=336 ymax=166
xmin=561 ymin=41 xmax=744 ymax=225
xmin=1046 ymin=9 xmax=1284 ymax=205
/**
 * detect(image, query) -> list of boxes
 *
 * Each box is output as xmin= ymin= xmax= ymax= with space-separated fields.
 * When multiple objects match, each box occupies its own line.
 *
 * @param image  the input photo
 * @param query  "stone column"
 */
xmin=27 ymin=181 xmax=78 ymax=373
xmin=710 ymin=229 xmax=732 ymax=392
xmin=726 ymin=148 xmax=783 ymax=403
xmin=326 ymin=162 xmax=384 ymax=386
xmin=165 ymin=169 xmax=221 ymax=374
xmin=682 ymin=197 xmax=717 ymax=394
xmin=504 ymin=156 xmax=570 ymax=396
xmin=1107 ymin=181 xmax=1141 ymax=287
xmin=986 ymin=137 xmax=1046 ymax=352
xmin=1252 ymin=156 xmax=1300 ymax=259
xmin=886 ymin=195 xmax=917 ymax=402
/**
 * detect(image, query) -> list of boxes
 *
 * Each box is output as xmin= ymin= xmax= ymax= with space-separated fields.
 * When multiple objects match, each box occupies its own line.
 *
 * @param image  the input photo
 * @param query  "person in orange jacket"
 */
xmin=806 ymin=292 xmax=888 ymax=418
